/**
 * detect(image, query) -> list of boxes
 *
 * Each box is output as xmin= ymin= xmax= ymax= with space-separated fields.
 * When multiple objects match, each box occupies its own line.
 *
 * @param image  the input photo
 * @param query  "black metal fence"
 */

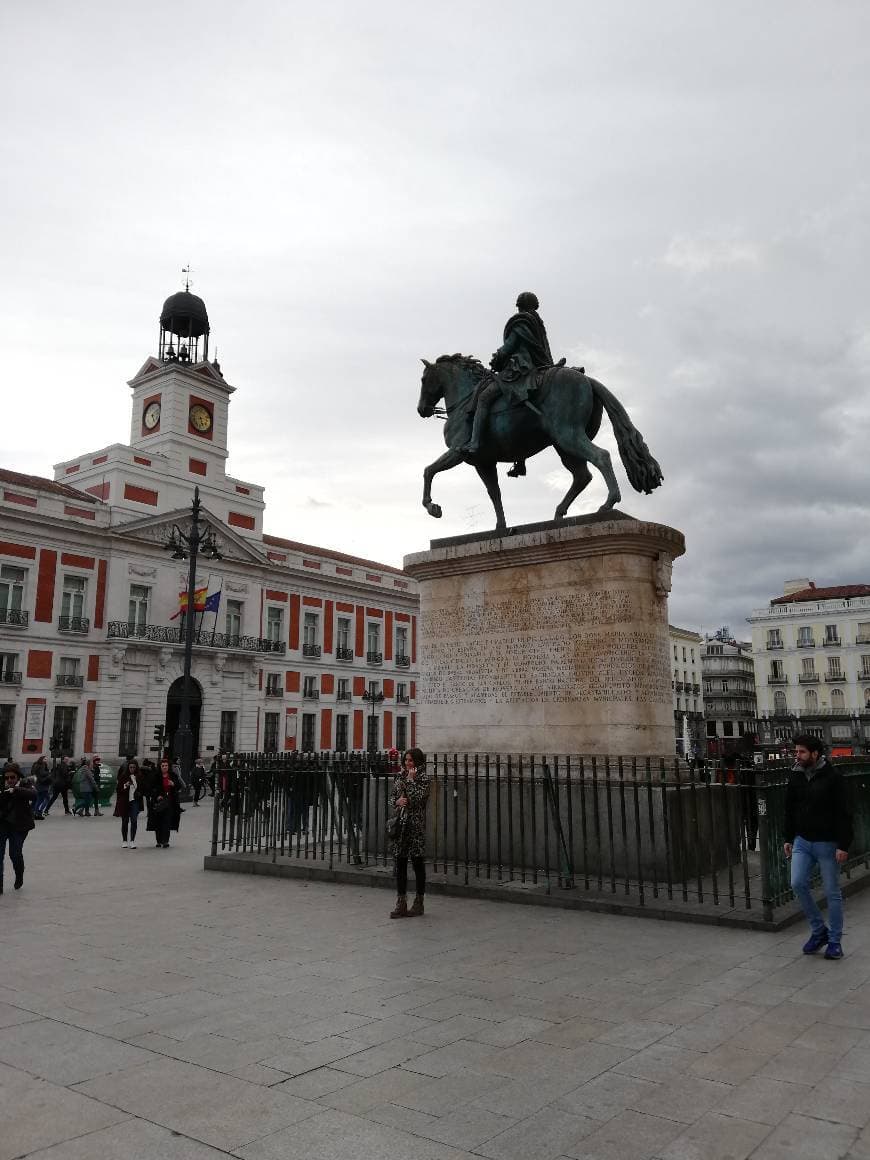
xmin=208 ymin=753 xmax=870 ymax=922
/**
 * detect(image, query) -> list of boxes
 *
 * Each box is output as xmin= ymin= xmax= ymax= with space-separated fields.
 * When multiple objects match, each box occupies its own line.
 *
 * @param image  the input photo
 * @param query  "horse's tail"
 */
xmin=589 ymin=377 xmax=663 ymax=494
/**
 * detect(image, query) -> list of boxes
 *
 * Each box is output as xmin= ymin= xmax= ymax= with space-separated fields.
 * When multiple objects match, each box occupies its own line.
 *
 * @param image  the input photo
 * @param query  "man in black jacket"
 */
xmin=784 ymin=735 xmax=852 ymax=960
xmin=0 ymin=764 xmax=36 ymax=892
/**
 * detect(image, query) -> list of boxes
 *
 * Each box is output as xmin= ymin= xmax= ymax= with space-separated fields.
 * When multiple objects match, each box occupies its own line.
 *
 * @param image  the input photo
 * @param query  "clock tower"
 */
xmin=54 ymin=284 xmax=265 ymax=533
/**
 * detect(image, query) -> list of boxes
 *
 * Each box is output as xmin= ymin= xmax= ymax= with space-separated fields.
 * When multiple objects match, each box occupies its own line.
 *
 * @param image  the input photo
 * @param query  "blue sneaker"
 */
xmin=824 ymin=941 xmax=843 ymax=960
xmin=802 ymin=928 xmax=829 ymax=954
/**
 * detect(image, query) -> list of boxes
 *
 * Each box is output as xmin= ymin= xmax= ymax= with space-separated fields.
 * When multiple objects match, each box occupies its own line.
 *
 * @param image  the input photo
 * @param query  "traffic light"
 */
xmin=153 ymin=724 xmax=165 ymax=747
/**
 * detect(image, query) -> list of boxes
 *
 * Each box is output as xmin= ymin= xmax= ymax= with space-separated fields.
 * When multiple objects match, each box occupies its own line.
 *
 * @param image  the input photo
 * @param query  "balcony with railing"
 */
xmin=823 ymin=637 xmax=842 ymax=647
xmin=768 ymin=675 xmax=789 ymax=684
xmin=55 ymin=674 xmax=84 ymax=688
xmin=766 ymin=640 xmax=783 ymax=649
xmin=396 ymin=693 xmax=410 ymax=704
xmin=674 ymin=682 xmax=684 ymax=693
xmin=857 ymin=636 xmax=870 ymax=645
xmin=336 ymin=690 xmax=352 ymax=701
xmin=58 ymin=616 xmax=89 ymax=634
xmin=825 ymin=673 xmax=847 ymax=682
xmin=107 ymin=621 xmax=286 ymax=654
xmin=797 ymin=639 xmax=816 ymax=648
xmin=0 ymin=671 xmax=22 ymax=684
xmin=0 ymin=608 xmax=28 ymax=628
xmin=265 ymin=685 xmax=284 ymax=698
xmin=367 ymin=651 xmax=383 ymax=665
xmin=336 ymin=646 xmax=354 ymax=661
xmin=395 ymin=654 xmax=411 ymax=668
xmin=303 ymin=643 xmax=321 ymax=658
xmin=303 ymin=688 xmax=320 ymax=700
xmin=798 ymin=673 xmax=820 ymax=683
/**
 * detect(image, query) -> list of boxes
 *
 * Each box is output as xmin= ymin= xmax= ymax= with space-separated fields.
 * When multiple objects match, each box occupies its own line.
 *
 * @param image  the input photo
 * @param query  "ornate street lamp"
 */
xmin=361 ymin=686 xmax=385 ymax=756
xmin=163 ymin=487 xmax=221 ymax=780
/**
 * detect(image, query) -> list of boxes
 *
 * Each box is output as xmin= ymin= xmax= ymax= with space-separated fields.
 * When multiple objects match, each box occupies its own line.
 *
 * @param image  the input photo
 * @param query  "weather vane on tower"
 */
xmin=182 ymin=265 xmax=192 ymax=292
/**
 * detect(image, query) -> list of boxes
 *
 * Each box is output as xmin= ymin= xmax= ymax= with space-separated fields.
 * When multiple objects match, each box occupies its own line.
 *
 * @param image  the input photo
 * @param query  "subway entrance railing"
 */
xmin=207 ymin=753 xmax=870 ymax=925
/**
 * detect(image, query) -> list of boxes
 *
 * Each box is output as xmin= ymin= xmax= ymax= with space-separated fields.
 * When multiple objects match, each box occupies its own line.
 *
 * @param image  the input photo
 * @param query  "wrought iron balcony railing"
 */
xmin=265 ymin=686 xmax=284 ymax=697
xmin=336 ymin=647 xmax=354 ymax=661
xmin=826 ymin=674 xmax=847 ymax=682
xmin=58 ymin=616 xmax=89 ymax=633
xmin=798 ymin=674 xmax=820 ymax=683
xmin=797 ymin=640 xmax=816 ymax=648
xmin=0 ymin=608 xmax=28 ymax=628
xmin=766 ymin=641 xmax=783 ymax=649
xmin=336 ymin=690 xmax=352 ymax=700
xmin=55 ymin=674 xmax=84 ymax=687
xmin=823 ymin=637 xmax=842 ymax=647
xmin=367 ymin=651 xmax=383 ymax=665
xmin=395 ymin=654 xmax=411 ymax=668
xmin=396 ymin=693 xmax=410 ymax=704
xmin=0 ymin=671 xmax=22 ymax=684
xmin=303 ymin=689 xmax=320 ymax=700
xmin=303 ymin=643 xmax=321 ymax=658
xmin=768 ymin=676 xmax=788 ymax=684
xmin=107 ymin=621 xmax=286 ymax=654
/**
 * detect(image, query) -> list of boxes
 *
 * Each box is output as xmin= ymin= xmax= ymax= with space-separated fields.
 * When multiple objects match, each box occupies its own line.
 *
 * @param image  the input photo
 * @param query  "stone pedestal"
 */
xmin=404 ymin=512 xmax=686 ymax=757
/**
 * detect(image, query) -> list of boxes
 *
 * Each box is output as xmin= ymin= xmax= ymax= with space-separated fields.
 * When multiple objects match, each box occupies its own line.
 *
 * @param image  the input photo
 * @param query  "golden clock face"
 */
xmin=189 ymin=404 xmax=212 ymax=433
xmin=143 ymin=401 xmax=161 ymax=430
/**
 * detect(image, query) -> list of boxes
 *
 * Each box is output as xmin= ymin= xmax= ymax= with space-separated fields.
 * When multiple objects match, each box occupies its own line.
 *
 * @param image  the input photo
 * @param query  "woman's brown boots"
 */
xmin=407 ymin=894 xmax=424 ymax=917
xmin=390 ymin=895 xmax=408 ymax=919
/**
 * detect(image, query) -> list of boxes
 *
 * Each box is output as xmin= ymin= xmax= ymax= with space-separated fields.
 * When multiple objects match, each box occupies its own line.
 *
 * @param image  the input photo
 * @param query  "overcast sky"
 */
xmin=1 ymin=1 xmax=868 ymax=636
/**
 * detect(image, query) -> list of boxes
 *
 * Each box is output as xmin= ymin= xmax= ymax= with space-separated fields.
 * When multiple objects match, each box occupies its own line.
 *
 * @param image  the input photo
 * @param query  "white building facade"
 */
xmin=749 ymin=579 xmax=870 ymax=758
xmin=0 ymin=289 xmax=419 ymax=764
xmin=668 ymin=624 xmax=704 ymax=756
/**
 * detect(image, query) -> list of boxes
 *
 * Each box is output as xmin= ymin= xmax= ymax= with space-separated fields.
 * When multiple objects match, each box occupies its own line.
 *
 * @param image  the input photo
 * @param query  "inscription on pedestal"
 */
xmin=421 ymin=589 xmax=670 ymax=706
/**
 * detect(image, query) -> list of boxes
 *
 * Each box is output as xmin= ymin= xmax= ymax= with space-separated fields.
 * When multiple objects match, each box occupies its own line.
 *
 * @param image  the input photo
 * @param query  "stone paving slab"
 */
xmin=4 ymin=805 xmax=870 ymax=1158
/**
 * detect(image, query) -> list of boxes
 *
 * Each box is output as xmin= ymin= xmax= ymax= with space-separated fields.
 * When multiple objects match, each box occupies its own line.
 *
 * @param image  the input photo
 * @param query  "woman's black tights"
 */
xmin=395 ymin=856 xmax=425 ymax=896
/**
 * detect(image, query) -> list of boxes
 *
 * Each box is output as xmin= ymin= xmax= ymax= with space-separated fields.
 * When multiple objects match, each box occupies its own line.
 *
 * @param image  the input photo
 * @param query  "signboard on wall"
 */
xmin=23 ymin=702 xmax=45 ymax=741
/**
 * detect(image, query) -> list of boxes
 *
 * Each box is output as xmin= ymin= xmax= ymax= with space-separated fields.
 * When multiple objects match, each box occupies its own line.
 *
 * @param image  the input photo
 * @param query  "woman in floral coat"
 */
xmin=389 ymin=748 xmax=431 ymax=918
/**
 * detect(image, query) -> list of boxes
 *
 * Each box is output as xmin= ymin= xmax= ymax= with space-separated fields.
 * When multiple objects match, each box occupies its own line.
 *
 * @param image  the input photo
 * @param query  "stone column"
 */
xmin=404 ymin=514 xmax=685 ymax=758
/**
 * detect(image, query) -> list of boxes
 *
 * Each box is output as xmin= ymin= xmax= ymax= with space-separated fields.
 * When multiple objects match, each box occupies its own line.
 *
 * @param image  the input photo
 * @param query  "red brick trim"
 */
xmin=0 ymin=541 xmax=36 ymax=560
xmin=27 ymin=650 xmax=52 ymax=678
xmin=3 ymin=491 xmax=37 ymax=507
xmin=61 ymin=553 xmax=95 ymax=569
xmin=124 ymin=483 xmax=158 ymax=506
xmin=34 ymin=550 xmax=57 ymax=623
xmin=228 ymin=512 xmax=255 ymax=530
xmin=189 ymin=458 xmax=207 ymax=476
xmin=265 ymin=589 xmax=288 ymax=602
xmin=94 ymin=559 xmax=108 ymax=629
xmin=64 ymin=506 xmax=96 ymax=520
xmin=84 ymin=700 xmax=96 ymax=751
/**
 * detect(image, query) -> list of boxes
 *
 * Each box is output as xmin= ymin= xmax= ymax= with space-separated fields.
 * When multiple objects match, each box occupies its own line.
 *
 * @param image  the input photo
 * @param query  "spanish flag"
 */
xmin=169 ymin=585 xmax=209 ymax=620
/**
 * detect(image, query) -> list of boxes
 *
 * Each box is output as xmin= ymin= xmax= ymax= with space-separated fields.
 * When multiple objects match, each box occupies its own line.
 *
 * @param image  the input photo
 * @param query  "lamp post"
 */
xmin=163 ymin=487 xmax=221 ymax=782
xmin=361 ymin=686 xmax=385 ymax=757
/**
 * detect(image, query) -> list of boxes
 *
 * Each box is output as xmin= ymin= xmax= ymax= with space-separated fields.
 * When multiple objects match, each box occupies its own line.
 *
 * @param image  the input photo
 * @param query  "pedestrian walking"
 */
xmin=190 ymin=757 xmax=206 ymax=805
xmin=72 ymin=758 xmax=97 ymax=816
xmin=389 ymin=748 xmax=431 ymax=919
xmin=784 ymin=735 xmax=853 ymax=960
xmin=0 ymin=764 xmax=36 ymax=893
xmin=90 ymin=755 xmax=105 ymax=816
xmin=31 ymin=757 xmax=53 ymax=819
xmin=46 ymin=758 xmax=73 ymax=815
xmin=147 ymin=757 xmax=182 ymax=848
xmin=114 ymin=758 xmax=144 ymax=848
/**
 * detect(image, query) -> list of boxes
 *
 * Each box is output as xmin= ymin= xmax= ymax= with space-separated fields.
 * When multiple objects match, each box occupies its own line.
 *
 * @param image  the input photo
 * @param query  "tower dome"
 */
xmin=159 ymin=288 xmax=210 ymax=364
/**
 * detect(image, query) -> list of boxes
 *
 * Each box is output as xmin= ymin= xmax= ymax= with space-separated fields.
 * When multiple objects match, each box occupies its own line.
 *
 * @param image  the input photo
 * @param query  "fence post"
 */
xmin=756 ymin=773 xmax=775 ymax=923
xmin=209 ymin=771 xmax=220 ymax=857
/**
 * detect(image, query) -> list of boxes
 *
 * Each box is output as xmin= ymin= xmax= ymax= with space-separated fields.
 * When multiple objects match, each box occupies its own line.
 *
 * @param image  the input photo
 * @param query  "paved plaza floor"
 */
xmin=4 ymin=804 xmax=870 ymax=1159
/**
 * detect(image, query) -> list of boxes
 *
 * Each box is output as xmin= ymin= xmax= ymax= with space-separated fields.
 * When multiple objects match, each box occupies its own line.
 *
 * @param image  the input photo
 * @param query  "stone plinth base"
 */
xmin=404 ymin=513 xmax=686 ymax=757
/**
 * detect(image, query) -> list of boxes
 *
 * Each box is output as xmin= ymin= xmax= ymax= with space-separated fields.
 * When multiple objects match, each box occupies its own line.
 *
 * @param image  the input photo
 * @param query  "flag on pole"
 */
xmin=203 ymin=591 xmax=221 ymax=614
xmin=169 ymin=585 xmax=209 ymax=620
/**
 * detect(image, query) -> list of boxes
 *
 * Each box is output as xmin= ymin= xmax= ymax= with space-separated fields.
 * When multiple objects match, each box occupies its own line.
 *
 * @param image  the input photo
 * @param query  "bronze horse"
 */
xmin=417 ymin=355 xmax=663 ymax=532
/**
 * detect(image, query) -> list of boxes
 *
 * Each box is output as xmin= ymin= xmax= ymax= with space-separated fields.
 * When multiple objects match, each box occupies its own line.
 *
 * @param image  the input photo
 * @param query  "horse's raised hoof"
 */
xmin=426 ymin=503 xmax=442 ymax=519
xmin=553 ymin=509 xmax=565 ymax=521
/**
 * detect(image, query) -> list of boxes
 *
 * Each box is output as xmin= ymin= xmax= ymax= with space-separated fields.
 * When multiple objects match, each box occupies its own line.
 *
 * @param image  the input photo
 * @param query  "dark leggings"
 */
xmin=396 ymin=855 xmax=426 ymax=896
xmin=121 ymin=802 xmax=140 ymax=842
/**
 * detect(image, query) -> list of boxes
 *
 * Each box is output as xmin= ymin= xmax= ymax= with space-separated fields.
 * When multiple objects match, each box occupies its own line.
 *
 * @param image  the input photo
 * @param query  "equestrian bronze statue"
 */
xmin=417 ymin=292 xmax=664 ymax=533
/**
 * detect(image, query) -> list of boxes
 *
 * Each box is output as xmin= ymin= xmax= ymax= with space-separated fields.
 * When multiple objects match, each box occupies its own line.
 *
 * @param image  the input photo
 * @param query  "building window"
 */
xmin=831 ymin=688 xmax=845 ymax=711
xmin=337 ymin=617 xmax=351 ymax=651
xmin=802 ymin=657 xmax=816 ymax=677
xmin=396 ymin=625 xmax=408 ymax=660
xmin=0 ymin=653 xmax=18 ymax=683
xmin=57 ymin=657 xmax=81 ymax=686
xmin=0 ymin=704 xmax=14 ymax=753
xmin=828 ymin=657 xmax=842 ymax=678
xmin=767 ymin=628 xmax=782 ymax=649
xmin=824 ymin=624 xmax=840 ymax=644
xmin=52 ymin=706 xmax=77 ymax=756
xmin=770 ymin=659 xmax=784 ymax=680
xmin=395 ymin=716 xmax=408 ymax=751
xmin=0 ymin=565 xmax=26 ymax=618
xmin=831 ymin=724 xmax=851 ymax=740
xmin=128 ymin=584 xmax=149 ymax=632
xmin=301 ymin=713 xmax=316 ymax=752
xmin=804 ymin=688 xmax=819 ymax=713
xmin=61 ymin=575 xmax=87 ymax=621
xmin=721 ymin=681 xmax=729 ymax=693
xmin=706 ymin=721 xmax=717 ymax=737
xmin=367 ymin=622 xmax=381 ymax=658
xmin=219 ymin=710 xmax=237 ymax=752
xmin=265 ymin=606 xmax=284 ymax=644
xmin=265 ymin=672 xmax=282 ymax=695
xmin=263 ymin=711 xmax=280 ymax=752
xmin=335 ymin=713 xmax=349 ymax=752
xmin=707 ymin=645 xmax=723 ymax=656
xmin=723 ymin=721 xmax=734 ymax=737
xmin=118 ymin=708 xmax=141 ymax=757
xmin=673 ymin=645 xmax=678 ymax=660
xmin=773 ymin=690 xmax=787 ymax=715
xmin=303 ymin=612 xmax=320 ymax=649
xmin=225 ymin=599 xmax=243 ymax=641
xmin=303 ymin=675 xmax=318 ymax=698
xmin=366 ymin=713 xmax=379 ymax=751
xmin=797 ymin=626 xmax=814 ymax=647
xmin=337 ymin=677 xmax=350 ymax=700
xmin=858 ymin=622 xmax=870 ymax=644
xmin=682 ymin=647 xmax=687 ymax=662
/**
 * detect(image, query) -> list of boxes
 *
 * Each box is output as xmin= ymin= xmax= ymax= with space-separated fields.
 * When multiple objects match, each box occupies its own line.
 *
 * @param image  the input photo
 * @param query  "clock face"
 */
xmin=189 ymin=404 xmax=212 ymax=433
xmin=143 ymin=401 xmax=161 ymax=430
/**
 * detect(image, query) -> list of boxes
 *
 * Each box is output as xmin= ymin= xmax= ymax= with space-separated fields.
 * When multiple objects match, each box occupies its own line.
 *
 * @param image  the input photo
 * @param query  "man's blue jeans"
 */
xmin=791 ymin=836 xmax=843 ymax=942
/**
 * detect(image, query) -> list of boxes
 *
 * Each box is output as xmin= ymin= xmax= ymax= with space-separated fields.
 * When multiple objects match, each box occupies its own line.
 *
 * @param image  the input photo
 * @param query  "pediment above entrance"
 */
xmin=111 ymin=506 xmax=269 ymax=565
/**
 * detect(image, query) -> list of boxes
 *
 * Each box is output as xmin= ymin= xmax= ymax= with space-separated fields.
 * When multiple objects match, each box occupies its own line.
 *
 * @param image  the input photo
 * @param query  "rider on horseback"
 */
xmin=462 ymin=291 xmax=556 ymax=474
